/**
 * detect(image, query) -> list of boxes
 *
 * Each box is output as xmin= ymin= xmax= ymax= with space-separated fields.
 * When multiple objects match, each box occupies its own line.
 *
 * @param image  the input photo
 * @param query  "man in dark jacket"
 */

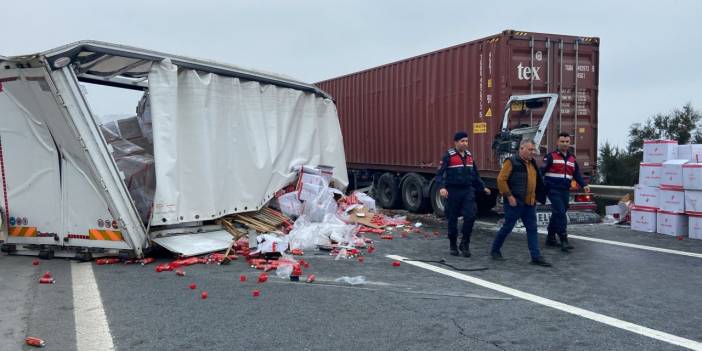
xmin=541 ymin=132 xmax=590 ymax=252
xmin=490 ymin=139 xmax=550 ymax=266
xmin=435 ymin=131 xmax=491 ymax=257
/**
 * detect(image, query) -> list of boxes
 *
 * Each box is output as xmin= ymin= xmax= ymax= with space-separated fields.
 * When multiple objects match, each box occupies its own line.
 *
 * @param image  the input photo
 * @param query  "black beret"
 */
xmin=453 ymin=131 xmax=468 ymax=141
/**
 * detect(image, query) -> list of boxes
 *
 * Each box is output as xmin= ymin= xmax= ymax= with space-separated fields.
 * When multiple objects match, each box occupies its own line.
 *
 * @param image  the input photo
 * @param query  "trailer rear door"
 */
xmin=0 ymin=70 xmax=62 ymax=247
xmin=0 ymin=67 xmax=132 ymax=254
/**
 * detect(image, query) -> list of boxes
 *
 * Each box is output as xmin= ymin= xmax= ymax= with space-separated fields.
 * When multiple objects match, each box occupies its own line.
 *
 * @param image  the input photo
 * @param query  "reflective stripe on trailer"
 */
xmin=67 ymin=234 xmax=90 ymax=240
xmin=8 ymin=226 xmax=38 ymax=237
xmin=88 ymin=229 xmax=124 ymax=241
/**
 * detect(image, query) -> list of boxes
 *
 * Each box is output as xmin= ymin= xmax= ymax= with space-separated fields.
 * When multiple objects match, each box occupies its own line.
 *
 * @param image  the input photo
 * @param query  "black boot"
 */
xmin=449 ymin=237 xmax=459 ymax=256
xmin=562 ymin=232 xmax=574 ymax=250
xmin=558 ymin=233 xmax=572 ymax=252
xmin=545 ymin=231 xmax=558 ymax=247
xmin=459 ymin=239 xmax=471 ymax=258
xmin=531 ymin=256 xmax=552 ymax=267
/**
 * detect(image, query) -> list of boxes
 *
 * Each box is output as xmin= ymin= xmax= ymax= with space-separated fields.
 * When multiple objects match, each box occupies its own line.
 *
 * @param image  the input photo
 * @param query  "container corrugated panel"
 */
xmin=316 ymin=30 xmax=599 ymax=179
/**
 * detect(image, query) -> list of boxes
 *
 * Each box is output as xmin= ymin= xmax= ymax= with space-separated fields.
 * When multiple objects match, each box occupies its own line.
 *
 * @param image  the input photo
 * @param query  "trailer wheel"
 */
xmin=75 ymin=251 xmax=93 ymax=262
xmin=118 ymin=251 xmax=136 ymax=261
xmin=38 ymin=249 xmax=54 ymax=260
xmin=430 ymin=181 xmax=446 ymax=217
xmin=1 ymin=244 xmax=16 ymax=254
xmin=347 ymin=171 xmax=357 ymax=191
xmin=401 ymin=173 xmax=429 ymax=212
xmin=375 ymin=173 xmax=401 ymax=209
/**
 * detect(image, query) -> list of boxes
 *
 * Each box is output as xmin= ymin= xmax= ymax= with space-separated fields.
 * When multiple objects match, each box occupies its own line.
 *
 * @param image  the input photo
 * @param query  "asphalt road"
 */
xmin=2 ymin=218 xmax=702 ymax=351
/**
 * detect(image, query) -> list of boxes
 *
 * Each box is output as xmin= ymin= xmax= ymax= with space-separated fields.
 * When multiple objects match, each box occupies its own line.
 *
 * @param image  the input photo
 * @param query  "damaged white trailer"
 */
xmin=0 ymin=41 xmax=347 ymax=259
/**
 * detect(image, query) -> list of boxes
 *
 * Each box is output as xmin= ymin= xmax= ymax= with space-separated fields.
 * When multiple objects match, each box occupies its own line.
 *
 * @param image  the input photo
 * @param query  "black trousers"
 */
xmin=446 ymin=187 xmax=476 ymax=244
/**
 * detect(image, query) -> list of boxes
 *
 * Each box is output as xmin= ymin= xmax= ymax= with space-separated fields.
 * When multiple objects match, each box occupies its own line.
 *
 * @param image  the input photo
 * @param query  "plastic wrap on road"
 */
xmin=252 ymin=234 xmax=289 ymax=254
xmin=334 ymin=276 xmax=367 ymax=285
xmin=352 ymin=192 xmax=377 ymax=212
xmin=287 ymin=215 xmax=357 ymax=250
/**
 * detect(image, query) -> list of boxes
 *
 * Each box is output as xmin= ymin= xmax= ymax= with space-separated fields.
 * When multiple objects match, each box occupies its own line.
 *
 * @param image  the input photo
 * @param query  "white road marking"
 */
xmin=566 ymin=234 xmax=702 ymax=258
xmin=387 ymin=254 xmax=702 ymax=351
xmin=475 ymin=220 xmax=702 ymax=259
xmin=71 ymin=262 xmax=115 ymax=351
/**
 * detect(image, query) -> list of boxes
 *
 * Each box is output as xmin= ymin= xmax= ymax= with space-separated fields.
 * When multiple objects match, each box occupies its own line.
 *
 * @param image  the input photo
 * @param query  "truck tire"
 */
xmin=430 ymin=181 xmax=446 ymax=217
xmin=375 ymin=172 xmax=401 ymax=209
xmin=75 ymin=251 xmax=93 ymax=262
xmin=476 ymin=190 xmax=498 ymax=215
xmin=401 ymin=173 xmax=429 ymax=212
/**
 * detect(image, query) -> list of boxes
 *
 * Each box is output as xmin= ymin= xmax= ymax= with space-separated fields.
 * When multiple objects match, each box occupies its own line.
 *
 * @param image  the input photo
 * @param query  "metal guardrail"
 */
xmin=589 ymin=185 xmax=635 ymax=201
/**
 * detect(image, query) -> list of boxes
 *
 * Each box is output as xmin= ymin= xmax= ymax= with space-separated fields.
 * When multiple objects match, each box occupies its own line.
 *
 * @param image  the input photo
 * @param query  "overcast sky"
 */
xmin=2 ymin=0 xmax=700 ymax=148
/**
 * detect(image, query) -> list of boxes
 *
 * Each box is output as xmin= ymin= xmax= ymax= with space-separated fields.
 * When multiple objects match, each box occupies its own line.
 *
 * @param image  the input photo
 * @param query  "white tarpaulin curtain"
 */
xmin=148 ymin=60 xmax=347 ymax=226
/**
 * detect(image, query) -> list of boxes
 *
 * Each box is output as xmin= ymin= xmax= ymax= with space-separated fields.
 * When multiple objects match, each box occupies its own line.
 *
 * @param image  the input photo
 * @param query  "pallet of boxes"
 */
xmin=632 ymin=140 xmax=702 ymax=239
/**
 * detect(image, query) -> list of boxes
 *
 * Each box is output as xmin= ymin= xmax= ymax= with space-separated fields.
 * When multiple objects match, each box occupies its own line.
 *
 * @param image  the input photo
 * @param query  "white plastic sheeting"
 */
xmin=148 ymin=60 xmax=347 ymax=226
xmin=150 ymin=230 xmax=233 ymax=257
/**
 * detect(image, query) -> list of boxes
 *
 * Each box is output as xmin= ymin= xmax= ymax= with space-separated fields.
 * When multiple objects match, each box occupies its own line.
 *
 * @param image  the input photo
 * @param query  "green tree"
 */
xmin=628 ymin=103 xmax=702 ymax=154
xmin=597 ymin=103 xmax=701 ymax=186
xmin=596 ymin=142 xmax=640 ymax=185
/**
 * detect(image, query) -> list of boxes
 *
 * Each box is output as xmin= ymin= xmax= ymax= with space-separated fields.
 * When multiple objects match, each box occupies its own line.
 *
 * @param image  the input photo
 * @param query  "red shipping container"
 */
xmin=317 ymin=30 xmax=599 ymax=215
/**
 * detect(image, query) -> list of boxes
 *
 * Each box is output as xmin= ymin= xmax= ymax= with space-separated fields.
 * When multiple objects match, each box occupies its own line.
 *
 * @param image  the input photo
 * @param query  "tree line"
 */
xmin=596 ymin=103 xmax=701 ymax=186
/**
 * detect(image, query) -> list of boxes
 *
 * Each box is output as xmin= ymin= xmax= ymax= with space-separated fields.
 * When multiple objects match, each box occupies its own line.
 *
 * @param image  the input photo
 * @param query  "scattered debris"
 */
xmin=290 ymin=264 xmax=303 ymax=281
xmin=25 ymin=337 xmax=45 ymax=347
xmin=334 ymin=276 xmax=367 ymax=285
xmin=82 ymin=166 xmax=434 ymax=304
xmin=96 ymin=258 xmax=122 ymax=265
xmin=290 ymin=249 xmax=304 ymax=256
xmin=231 ymin=212 xmax=281 ymax=233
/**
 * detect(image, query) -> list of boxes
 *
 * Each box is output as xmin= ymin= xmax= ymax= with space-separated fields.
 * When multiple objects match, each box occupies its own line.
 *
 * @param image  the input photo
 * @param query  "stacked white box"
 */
xmin=643 ymin=140 xmax=677 ymax=163
xmin=639 ymin=163 xmax=662 ymax=187
xmin=660 ymin=160 xmax=688 ymax=188
xmin=658 ymin=187 xmax=685 ymax=213
xmin=677 ymin=145 xmax=692 ymax=162
xmin=656 ymin=210 xmax=688 ymax=236
xmin=634 ymin=184 xmax=659 ymax=209
xmin=630 ymin=206 xmax=657 ymax=233
xmin=606 ymin=204 xmax=626 ymax=219
xmin=676 ymin=144 xmax=702 ymax=163
xmin=683 ymin=164 xmax=702 ymax=190
xmin=688 ymin=213 xmax=702 ymax=239
xmin=685 ymin=190 xmax=702 ymax=214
